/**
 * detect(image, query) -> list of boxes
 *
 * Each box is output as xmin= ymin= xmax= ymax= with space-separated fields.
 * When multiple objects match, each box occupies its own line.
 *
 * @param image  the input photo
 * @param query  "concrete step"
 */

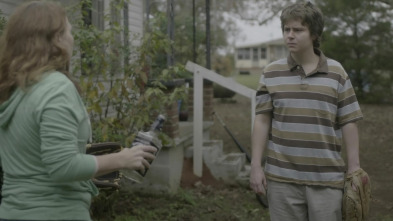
xmin=236 ymin=164 xmax=251 ymax=187
xmin=215 ymin=152 xmax=247 ymax=184
xmin=185 ymin=139 xmax=251 ymax=185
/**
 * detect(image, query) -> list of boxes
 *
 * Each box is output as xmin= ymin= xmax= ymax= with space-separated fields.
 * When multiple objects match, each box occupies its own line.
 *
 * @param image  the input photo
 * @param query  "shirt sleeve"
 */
xmin=255 ymin=73 xmax=273 ymax=115
xmin=336 ymin=75 xmax=363 ymax=126
xmin=38 ymin=79 xmax=97 ymax=182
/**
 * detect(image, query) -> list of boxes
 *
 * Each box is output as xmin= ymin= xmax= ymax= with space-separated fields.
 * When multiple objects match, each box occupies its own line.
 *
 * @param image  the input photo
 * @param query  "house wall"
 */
xmin=0 ymin=0 xmax=143 ymax=42
xmin=235 ymin=39 xmax=288 ymax=75
xmin=0 ymin=0 xmax=82 ymax=16
xmin=128 ymin=0 xmax=144 ymax=46
xmin=0 ymin=0 xmax=22 ymax=17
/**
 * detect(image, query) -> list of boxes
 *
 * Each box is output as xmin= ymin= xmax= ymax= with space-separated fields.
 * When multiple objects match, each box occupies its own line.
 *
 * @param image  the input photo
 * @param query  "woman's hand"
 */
xmin=119 ymin=145 xmax=157 ymax=172
xmin=94 ymin=145 xmax=156 ymax=177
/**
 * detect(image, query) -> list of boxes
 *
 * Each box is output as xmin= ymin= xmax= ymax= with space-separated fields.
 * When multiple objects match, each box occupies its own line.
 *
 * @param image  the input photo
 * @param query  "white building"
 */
xmin=235 ymin=38 xmax=288 ymax=75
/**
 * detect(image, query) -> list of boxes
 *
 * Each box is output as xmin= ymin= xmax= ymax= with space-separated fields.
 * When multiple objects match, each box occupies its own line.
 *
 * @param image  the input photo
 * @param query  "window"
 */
xmin=252 ymin=48 xmax=259 ymax=61
xmin=260 ymin=47 xmax=267 ymax=59
xmin=237 ymin=48 xmax=250 ymax=60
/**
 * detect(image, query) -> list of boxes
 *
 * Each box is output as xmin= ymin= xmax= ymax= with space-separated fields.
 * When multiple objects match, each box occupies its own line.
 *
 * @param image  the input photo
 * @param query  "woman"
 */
xmin=0 ymin=1 xmax=156 ymax=220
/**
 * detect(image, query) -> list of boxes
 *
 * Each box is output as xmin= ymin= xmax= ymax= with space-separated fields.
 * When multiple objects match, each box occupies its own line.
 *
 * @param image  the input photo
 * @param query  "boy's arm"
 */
xmin=250 ymin=113 xmax=271 ymax=194
xmin=342 ymin=122 xmax=361 ymax=174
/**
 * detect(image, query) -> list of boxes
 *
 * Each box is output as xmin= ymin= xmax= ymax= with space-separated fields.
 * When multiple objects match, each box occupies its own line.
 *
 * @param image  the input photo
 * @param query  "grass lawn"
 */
xmin=234 ymin=74 xmax=260 ymax=90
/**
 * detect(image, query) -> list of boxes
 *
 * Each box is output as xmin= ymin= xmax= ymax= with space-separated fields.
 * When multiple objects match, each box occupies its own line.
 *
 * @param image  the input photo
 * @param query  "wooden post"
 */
xmin=193 ymin=70 xmax=203 ymax=177
xmin=185 ymin=61 xmax=257 ymax=178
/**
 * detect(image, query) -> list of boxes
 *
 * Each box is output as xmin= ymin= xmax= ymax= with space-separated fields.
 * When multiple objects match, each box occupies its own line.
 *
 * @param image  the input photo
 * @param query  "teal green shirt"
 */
xmin=0 ymin=71 xmax=98 ymax=220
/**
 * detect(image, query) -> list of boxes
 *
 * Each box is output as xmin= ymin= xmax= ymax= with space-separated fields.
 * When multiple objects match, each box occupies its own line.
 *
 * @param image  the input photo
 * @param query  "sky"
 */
xmin=233 ymin=17 xmax=283 ymax=47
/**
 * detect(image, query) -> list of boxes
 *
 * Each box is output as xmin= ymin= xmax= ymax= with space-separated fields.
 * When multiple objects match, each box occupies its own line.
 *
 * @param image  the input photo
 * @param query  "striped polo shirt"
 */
xmin=255 ymin=49 xmax=363 ymax=188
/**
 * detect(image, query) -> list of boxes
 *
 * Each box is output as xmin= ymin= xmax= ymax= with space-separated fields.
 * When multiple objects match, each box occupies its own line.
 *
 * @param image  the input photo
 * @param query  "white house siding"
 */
xmin=128 ymin=0 xmax=144 ymax=46
xmin=94 ymin=0 xmax=145 ymax=118
xmin=235 ymin=38 xmax=287 ymax=75
xmin=0 ymin=0 xmax=24 ymax=17
xmin=0 ymin=0 xmax=80 ymax=17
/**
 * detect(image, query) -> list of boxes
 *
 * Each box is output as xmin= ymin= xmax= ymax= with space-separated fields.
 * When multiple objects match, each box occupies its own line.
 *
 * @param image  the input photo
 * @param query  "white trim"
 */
xmin=185 ymin=61 xmax=256 ymax=177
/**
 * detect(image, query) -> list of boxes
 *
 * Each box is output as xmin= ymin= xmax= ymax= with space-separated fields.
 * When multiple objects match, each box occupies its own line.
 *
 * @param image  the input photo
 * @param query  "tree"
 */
xmin=145 ymin=0 xmax=236 ymax=77
xmin=317 ymin=0 xmax=393 ymax=102
xmin=144 ymin=0 xmax=298 ymax=79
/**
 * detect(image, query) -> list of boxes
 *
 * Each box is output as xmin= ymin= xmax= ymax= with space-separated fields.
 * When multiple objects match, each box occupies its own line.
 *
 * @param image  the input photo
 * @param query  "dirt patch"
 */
xmin=180 ymin=157 xmax=226 ymax=189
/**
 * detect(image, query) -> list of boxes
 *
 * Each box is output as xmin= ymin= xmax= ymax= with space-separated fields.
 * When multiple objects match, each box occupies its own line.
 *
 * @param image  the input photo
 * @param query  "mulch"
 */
xmin=180 ymin=157 xmax=226 ymax=189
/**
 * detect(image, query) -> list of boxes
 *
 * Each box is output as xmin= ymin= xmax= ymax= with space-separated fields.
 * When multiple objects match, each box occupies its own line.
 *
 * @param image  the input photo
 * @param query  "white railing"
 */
xmin=185 ymin=61 xmax=257 ymax=177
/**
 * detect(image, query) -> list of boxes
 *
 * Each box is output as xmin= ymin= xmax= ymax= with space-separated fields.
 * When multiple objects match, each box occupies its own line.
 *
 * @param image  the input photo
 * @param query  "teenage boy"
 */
xmin=249 ymin=2 xmax=363 ymax=221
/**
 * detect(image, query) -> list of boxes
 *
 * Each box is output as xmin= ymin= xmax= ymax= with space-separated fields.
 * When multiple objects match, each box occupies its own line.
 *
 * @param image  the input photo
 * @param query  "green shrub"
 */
xmin=70 ymin=0 xmax=186 ymax=146
xmin=213 ymin=83 xmax=235 ymax=99
xmin=0 ymin=9 xmax=7 ymax=35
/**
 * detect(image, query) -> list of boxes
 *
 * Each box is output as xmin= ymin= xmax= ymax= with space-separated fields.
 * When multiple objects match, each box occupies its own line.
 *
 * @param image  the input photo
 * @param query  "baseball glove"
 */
xmin=86 ymin=142 xmax=123 ymax=190
xmin=342 ymin=168 xmax=371 ymax=221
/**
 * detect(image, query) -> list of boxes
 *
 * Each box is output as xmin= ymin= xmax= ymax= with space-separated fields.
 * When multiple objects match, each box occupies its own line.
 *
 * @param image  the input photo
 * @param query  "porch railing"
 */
xmin=185 ymin=61 xmax=257 ymax=177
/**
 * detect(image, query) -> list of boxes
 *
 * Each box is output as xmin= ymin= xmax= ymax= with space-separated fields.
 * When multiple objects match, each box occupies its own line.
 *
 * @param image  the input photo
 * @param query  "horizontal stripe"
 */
xmin=265 ymin=164 xmax=345 ymax=182
xmin=338 ymin=94 xmax=359 ymax=108
xmin=256 ymin=94 xmax=271 ymax=104
xmin=326 ymin=59 xmax=343 ymax=68
xmin=266 ymin=74 xmax=344 ymax=92
xmin=274 ymin=107 xmax=336 ymax=121
xmin=256 ymin=109 xmax=272 ymax=115
xmin=267 ymin=148 xmax=345 ymax=166
xmin=256 ymin=90 xmax=268 ymax=96
xmin=264 ymin=61 xmax=289 ymax=72
xmin=271 ymin=127 xmax=338 ymax=144
xmin=264 ymin=71 xmax=298 ymax=78
xmin=271 ymin=128 xmax=341 ymax=152
xmin=273 ymin=99 xmax=337 ymax=115
xmin=273 ymin=91 xmax=337 ymax=105
xmin=266 ymin=173 xmax=344 ymax=188
xmin=274 ymin=113 xmax=334 ymax=127
xmin=327 ymin=65 xmax=347 ymax=80
xmin=264 ymin=75 xmax=300 ymax=85
xmin=267 ymin=141 xmax=342 ymax=159
xmin=272 ymin=120 xmax=336 ymax=136
xmin=337 ymin=115 xmax=363 ymax=127
xmin=256 ymin=52 xmax=361 ymax=187
xmin=307 ymin=75 xmax=345 ymax=88
xmin=267 ymin=83 xmax=338 ymax=97
xmin=267 ymin=157 xmax=345 ymax=173
xmin=339 ymin=102 xmax=361 ymax=116
xmin=271 ymin=135 xmax=341 ymax=152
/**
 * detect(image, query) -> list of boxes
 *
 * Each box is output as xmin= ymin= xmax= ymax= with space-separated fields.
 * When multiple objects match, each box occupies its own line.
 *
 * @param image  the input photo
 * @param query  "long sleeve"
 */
xmin=38 ymin=75 xmax=97 ymax=181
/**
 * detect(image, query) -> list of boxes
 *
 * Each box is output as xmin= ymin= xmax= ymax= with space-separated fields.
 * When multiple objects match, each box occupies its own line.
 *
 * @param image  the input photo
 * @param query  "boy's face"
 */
xmin=283 ymin=19 xmax=315 ymax=54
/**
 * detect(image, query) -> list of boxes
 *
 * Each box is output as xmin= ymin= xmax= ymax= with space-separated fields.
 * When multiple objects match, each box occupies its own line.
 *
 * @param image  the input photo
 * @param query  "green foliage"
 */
xmin=213 ymin=84 xmax=236 ymax=99
xmin=147 ymin=1 xmax=237 ymax=70
xmin=317 ymin=0 xmax=393 ymax=103
xmin=212 ymin=54 xmax=235 ymax=77
xmin=0 ymin=9 xmax=7 ymax=35
xmin=70 ymin=0 xmax=186 ymax=146
xmin=235 ymin=74 xmax=260 ymax=90
xmin=90 ymin=187 xmax=270 ymax=221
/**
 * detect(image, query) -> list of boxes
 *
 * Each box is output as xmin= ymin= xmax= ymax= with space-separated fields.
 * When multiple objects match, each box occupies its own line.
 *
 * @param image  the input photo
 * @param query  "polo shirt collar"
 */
xmin=288 ymin=48 xmax=329 ymax=76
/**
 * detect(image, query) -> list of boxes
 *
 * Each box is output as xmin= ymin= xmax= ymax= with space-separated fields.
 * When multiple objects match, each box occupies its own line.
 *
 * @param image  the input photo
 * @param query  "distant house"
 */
xmin=235 ymin=38 xmax=288 ymax=75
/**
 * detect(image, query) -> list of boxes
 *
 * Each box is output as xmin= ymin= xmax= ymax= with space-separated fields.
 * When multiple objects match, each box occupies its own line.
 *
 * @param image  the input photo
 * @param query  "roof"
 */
xmin=235 ymin=38 xmax=285 ymax=48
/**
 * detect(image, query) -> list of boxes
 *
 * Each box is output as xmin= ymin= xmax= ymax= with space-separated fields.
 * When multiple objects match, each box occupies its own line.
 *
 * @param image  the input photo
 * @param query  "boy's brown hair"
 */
xmin=280 ymin=2 xmax=324 ymax=48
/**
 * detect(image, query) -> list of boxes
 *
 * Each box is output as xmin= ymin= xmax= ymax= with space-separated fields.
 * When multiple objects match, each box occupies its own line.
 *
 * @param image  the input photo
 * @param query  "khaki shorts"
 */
xmin=267 ymin=180 xmax=343 ymax=221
